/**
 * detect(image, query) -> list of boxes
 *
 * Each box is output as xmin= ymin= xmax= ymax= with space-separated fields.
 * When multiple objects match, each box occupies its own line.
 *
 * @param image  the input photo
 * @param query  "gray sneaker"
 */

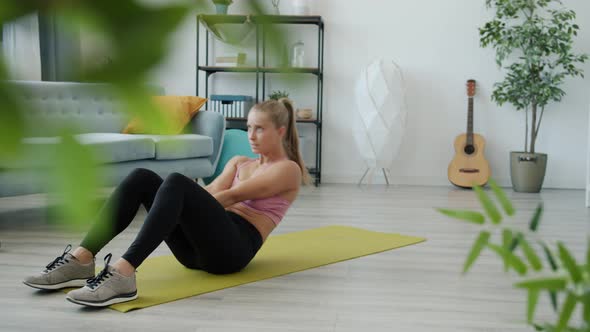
xmin=66 ymin=253 xmax=138 ymax=307
xmin=23 ymin=245 xmax=95 ymax=290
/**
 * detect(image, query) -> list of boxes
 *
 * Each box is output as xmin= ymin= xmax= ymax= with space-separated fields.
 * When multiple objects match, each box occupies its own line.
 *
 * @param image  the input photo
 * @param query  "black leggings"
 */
xmin=80 ymin=168 xmax=263 ymax=274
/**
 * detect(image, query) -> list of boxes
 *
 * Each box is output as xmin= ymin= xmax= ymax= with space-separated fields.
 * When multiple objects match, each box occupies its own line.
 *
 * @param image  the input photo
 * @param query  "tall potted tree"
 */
xmin=479 ymin=0 xmax=588 ymax=193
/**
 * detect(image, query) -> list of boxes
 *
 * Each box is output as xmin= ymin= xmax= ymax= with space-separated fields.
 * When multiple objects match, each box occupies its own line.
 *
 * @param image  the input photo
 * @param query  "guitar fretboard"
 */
xmin=467 ymin=96 xmax=474 ymax=145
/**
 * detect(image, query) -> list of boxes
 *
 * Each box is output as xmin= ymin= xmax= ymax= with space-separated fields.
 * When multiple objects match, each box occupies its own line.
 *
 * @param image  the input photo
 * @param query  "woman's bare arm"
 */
xmin=203 ymin=156 xmax=249 ymax=195
xmin=213 ymin=160 xmax=301 ymax=208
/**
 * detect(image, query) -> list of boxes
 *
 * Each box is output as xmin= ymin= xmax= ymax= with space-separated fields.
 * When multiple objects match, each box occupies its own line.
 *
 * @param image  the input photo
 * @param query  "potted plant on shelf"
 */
xmin=212 ymin=0 xmax=232 ymax=14
xmin=268 ymin=90 xmax=289 ymax=100
xmin=479 ymin=0 xmax=588 ymax=193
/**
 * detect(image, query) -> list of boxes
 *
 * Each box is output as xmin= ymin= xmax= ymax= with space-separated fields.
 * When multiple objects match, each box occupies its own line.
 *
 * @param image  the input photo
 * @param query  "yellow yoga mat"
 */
xmin=84 ymin=225 xmax=424 ymax=312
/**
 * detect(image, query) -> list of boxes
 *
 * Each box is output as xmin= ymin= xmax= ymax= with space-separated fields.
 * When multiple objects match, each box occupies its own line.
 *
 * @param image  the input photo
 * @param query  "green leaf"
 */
xmin=502 ymin=229 xmax=513 ymax=249
xmin=519 ymin=235 xmax=543 ymax=271
xmin=473 ymin=185 xmax=502 ymax=224
xmin=527 ymin=289 xmax=540 ymax=323
xmin=514 ymin=276 xmax=568 ymax=291
xmin=555 ymin=293 xmax=577 ymax=332
xmin=0 ymin=80 xmax=25 ymax=157
xmin=557 ymin=242 xmax=582 ymax=283
xmin=463 ymin=231 xmax=491 ymax=274
xmin=437 ymin=208 xmax=485 ymax=225
xmin=0 ymin=2 xmax=39 ymax=22
xmin=502 ymin=228 xmax=513 ymax=271
xmin=549 ymin=291 xmax=558 ymax=313
xmin=489 ymin=179 xmax=515 ymax=216
xmin=542 ymin=243 xmax=559 ymax=271
xmin=583 ymin=294 xmax=590 ymax=326
xmin=586 ymin=237 xmax=590 ymax=275
xmin=51 ymin=131 xmax=102 ymax=231
xmin=488 ymin=243 xmax=528 ymax=275
xmin=529 ymin=203 xmax=543 ymax=231
xmin=510 ymin=236 xmax=521 ymax=252
xmin=79 ymin=3 xmax=190 ymax=83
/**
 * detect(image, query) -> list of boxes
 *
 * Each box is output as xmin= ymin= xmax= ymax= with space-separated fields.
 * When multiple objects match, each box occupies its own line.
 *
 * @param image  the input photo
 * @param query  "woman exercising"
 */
xmin=23 ymin=98 xmax=310 ymax=307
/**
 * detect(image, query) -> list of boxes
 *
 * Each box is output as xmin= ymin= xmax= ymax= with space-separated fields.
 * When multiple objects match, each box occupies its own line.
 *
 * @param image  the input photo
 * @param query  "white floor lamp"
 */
xmin=353 ymin=59 xmax=408 ymax=186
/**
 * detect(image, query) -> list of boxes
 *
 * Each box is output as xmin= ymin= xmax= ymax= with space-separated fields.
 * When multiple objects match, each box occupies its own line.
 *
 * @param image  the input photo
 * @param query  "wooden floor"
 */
xmin=0 ymin=184 xmax=588 ymax=331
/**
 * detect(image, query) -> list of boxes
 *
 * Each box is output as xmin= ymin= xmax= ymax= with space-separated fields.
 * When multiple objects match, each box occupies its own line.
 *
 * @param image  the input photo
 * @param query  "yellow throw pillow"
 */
xmin=122 ymin=96 xmax=208 ymax=134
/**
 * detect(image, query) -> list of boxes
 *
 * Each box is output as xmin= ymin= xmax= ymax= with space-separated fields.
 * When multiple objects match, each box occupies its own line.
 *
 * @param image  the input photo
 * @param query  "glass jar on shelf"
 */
xmin=290 ymin=40 xmax=305 ymax=68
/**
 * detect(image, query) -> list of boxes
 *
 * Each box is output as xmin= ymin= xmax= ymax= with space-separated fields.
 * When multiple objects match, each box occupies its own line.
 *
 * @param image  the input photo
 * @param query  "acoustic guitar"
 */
xmin=448 ymin=79 xmax=491 ymax=188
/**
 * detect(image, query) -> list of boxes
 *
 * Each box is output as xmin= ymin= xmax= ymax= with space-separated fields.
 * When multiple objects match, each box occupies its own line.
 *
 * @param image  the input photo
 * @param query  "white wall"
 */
xmin=146 ymin=0 xmax=590 ymax=188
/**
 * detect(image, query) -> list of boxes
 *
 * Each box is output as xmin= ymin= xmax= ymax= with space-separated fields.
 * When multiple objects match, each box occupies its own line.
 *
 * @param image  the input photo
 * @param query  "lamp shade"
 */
xmin=353 ymin=59 xmax=408 ymax=170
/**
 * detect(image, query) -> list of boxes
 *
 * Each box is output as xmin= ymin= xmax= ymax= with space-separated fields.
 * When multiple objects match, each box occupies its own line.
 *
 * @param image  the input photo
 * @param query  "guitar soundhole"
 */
xmin=464 ymin=145 xmax=475 ymax=155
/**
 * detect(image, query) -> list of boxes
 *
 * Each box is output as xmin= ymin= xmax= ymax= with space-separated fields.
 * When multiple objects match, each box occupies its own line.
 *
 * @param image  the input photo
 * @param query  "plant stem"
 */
xmin=525 ymin=105 xmax=529 ymax=153
xmin=530 ymin=102 xmax=537 ymax=154
xmin=535 ymin=105 xmax=545 ymax=148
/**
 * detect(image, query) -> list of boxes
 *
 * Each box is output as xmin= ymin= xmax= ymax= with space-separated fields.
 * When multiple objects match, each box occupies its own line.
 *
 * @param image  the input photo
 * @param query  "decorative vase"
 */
xmin=510 ymin=152 xmax=548 ymax=193
xmin=296 ymin=108 xmax=313 ymax=119
xmin=215 ymin=4 xmax=229 ymax=14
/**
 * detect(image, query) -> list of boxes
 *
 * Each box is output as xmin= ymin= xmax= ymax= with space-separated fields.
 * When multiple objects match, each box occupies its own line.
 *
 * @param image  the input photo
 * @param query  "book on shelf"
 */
xmin=214 ymin=53 xmax=246 ymax=67
xmin=211 ymin=95 xmax=253 ymax=101
xmin=209 ymin=95 xmax=254 ymax=118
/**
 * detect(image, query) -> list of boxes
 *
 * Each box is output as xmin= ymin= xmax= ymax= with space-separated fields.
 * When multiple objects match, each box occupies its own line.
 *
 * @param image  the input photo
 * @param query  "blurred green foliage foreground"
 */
xmin=438 ymin=180 xmax=589 ymax=332
xmin=0 ymin=0 xmax=278 ymax=230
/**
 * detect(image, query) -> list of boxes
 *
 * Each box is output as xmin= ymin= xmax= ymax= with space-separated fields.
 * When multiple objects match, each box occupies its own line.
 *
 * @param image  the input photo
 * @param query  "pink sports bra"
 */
xmin=231 ymin=158 xmax=292 ymax=225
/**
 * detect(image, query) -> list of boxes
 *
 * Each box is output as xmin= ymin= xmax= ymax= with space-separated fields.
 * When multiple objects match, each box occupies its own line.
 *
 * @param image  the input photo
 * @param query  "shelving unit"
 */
xmin=196 ymin=14 xmax=324 ymax=185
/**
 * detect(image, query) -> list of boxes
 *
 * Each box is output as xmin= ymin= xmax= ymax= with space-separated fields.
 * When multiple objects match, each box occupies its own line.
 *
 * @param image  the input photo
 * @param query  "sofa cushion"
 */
xmin=0 ymin=134 xmax=156 ymax=169
xmin=132 ymin=134 xmax=213 ymax=160
xmin=76 ymin=133 xmax=156 ymax=164
xmin=0 ymin=137 xmax=61 ymax=169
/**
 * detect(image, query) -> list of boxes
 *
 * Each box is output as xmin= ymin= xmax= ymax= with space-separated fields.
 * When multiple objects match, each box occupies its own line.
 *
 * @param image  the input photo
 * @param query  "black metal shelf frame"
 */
xmin=196 ymin=14 xmax=324 ymax=185
xmin=197 ymin=66 xmax=320 ymax=75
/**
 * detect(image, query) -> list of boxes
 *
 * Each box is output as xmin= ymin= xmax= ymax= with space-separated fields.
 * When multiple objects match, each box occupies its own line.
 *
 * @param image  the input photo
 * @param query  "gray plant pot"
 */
xmin=510 ymin=152 xmax=548 ymax=193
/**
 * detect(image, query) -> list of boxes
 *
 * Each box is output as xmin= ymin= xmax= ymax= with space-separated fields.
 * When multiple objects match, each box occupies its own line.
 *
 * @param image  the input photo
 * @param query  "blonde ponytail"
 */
xmin=279 ymin=98 xmax=312 ymax=185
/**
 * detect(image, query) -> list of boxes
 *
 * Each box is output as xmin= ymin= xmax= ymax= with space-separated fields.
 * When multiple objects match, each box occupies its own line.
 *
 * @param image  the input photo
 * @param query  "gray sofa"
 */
xmin=0 ymin=81 xmax=225 ymax=197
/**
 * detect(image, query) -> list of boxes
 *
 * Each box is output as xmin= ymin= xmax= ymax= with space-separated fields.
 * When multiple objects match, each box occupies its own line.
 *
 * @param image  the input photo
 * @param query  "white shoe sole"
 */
xmin=23 ymin=279 xmax=88 ymax=290
xmin=66 ymin=292 xmax=138 ymax=307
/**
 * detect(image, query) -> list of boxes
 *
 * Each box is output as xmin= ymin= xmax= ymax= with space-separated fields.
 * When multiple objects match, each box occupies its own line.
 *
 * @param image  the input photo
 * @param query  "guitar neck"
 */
xmin=466 ymin=97 xmax=474 ymax=144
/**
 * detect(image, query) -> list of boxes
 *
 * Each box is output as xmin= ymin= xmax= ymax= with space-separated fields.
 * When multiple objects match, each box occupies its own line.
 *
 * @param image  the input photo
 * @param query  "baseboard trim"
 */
xmin=321 ymin=173 xmax=584 ymax=189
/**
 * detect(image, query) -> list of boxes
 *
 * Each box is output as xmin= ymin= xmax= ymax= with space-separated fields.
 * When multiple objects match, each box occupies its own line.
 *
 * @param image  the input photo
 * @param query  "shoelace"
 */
xmin=44 ymin=244 xmax=72 ymax=272
xmin=86 ymin=253 xmax=113 ymax=290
